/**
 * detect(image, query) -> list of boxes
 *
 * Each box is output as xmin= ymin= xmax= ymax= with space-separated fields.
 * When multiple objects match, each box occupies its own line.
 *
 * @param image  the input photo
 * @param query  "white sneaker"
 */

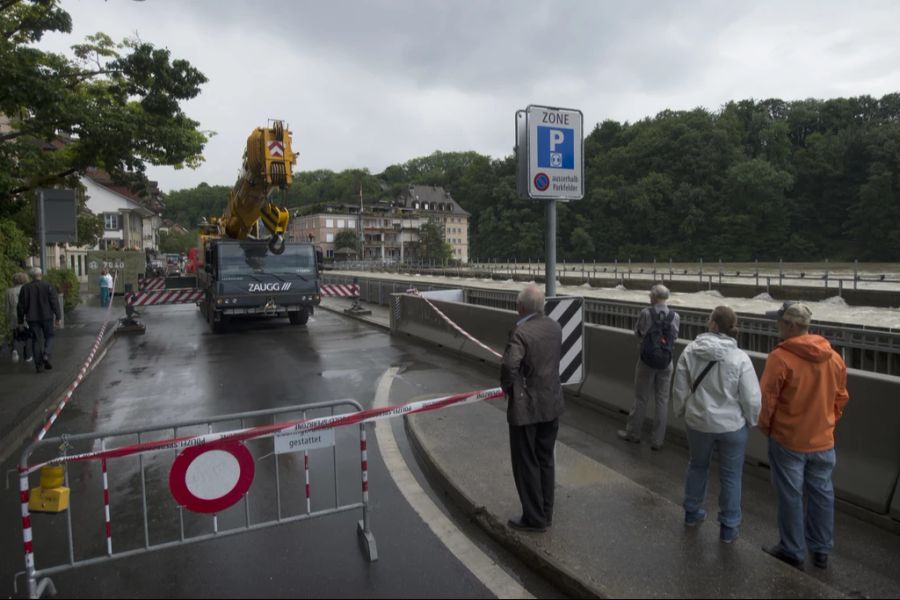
xmin=25 ymin=355 xmax=33 ymax=362
xmin=11 ymin=350 xmax=19 ymax=363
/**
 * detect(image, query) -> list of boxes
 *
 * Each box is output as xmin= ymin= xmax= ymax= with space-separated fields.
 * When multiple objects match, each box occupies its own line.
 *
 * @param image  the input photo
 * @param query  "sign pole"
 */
xmin=546 ymin=198 xmax=556 ymax=299
xmin=38 ymin=190 xmax=47 ymax=271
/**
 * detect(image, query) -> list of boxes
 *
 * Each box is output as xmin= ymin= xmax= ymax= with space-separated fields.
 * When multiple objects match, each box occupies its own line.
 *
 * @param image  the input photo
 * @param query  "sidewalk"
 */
xmin=0 ymin=294 xmax=119 ymax=464
xmin=324 ymin=297 xmax=900 ymax=598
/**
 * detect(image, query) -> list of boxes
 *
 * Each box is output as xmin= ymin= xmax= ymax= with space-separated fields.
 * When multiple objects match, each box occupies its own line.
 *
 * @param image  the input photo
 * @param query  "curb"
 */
xmin=318 ymin=303 xmax=390 ymax=332
xmin=0 ymin=328 xmax=118 ymax=466
xmin=404 ymin=414 xmax=608 ymax=599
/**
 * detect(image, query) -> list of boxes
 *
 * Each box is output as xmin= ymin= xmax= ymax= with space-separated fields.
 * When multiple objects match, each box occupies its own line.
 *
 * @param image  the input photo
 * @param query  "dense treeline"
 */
xmin=165 ymin=93 xmax=900 ymax=261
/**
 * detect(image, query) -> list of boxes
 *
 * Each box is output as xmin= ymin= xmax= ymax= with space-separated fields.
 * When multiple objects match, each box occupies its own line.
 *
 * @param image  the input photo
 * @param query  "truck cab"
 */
xmin=198 ymin=239 xmax=320 ymax=332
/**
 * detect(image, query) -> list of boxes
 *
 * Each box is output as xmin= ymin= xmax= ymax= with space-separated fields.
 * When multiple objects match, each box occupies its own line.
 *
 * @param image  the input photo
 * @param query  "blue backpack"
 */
xmin=640 ymin=310 xmax=676 ymax=369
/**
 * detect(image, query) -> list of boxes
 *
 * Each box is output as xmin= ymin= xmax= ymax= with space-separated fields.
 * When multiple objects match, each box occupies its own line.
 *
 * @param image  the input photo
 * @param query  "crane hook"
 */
xmin=268 ymin=233 xmax=286 ymax=255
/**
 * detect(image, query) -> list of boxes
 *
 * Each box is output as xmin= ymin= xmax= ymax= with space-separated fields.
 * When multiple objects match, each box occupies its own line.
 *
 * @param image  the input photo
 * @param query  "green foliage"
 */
xmin=158 ymin=229 xmax=196 ymax=254
xmin=333 ymin=229 xmax=358 ymax=251
xmin=162 ymin=94 xmax=900 ymax=262
xmin=417 ymin=218 xmax=452 ymax=263
xmin=77 ymin=212 xmax=103 ymax=248
xmin=0 ymin=218 xmax=30 ymax=333
xmin=163 ymin=183 xmax=229 ymax=228
xmin=45 ymin=267 xmax=80 ymax=311
xmin=0 ymin=0 xmax=209 ymax=213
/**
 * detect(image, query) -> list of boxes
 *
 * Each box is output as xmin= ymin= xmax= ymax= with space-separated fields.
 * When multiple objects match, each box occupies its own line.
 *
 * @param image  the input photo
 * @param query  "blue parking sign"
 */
xmin=537 ymin=126 xmax=574 ymax=169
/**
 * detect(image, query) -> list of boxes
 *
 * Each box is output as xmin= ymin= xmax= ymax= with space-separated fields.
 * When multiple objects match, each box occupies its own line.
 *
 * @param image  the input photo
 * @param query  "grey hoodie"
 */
xmin=672 ymin=332 xmax=761 ymax=433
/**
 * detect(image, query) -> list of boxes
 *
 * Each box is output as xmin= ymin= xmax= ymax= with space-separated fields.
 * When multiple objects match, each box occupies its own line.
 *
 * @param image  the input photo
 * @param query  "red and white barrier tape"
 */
xmin=23 ymin=387 xmax=504 ymax=474
xmin=405 ymin=288 xmax=502 ymax=359
xmin=31 ymin=272 xmax=118 ymax=446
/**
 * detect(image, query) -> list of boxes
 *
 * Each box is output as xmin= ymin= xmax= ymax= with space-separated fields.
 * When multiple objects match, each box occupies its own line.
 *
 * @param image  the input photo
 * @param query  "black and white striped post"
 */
xmin=544 ymin=296 xmax=584 ymax=385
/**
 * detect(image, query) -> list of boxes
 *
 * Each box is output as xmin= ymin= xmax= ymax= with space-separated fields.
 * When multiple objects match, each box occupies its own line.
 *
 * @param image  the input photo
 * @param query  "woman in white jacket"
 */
xmin=673 ymin=305 xmax=761 ymax=544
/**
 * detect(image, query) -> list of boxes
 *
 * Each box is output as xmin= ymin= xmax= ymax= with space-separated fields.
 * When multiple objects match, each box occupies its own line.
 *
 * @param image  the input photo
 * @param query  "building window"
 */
xmin=347 ymin=219 xmax=355 ymax=228
xmin=337 ymin=219 xmax=345 ymax=228
xmin=326 ymin=233 xmax=334 ymax=243
xmin=104 ymin=213 xmax=120 ymax=230
xmin=326 ymin=218 xmax=334 ymax=228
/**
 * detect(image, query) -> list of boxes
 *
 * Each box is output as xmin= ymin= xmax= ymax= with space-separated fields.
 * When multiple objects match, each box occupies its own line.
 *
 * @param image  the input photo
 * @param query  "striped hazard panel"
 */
xmin=128 ymin=290 xmax=204 ymax=306
xmin=545 ymin=296 xmax=584 ymax=386
xmin=138 ymin=277 xmax=166 ymax=291
xmin=320 ymin=284 xmax=359 ymax=297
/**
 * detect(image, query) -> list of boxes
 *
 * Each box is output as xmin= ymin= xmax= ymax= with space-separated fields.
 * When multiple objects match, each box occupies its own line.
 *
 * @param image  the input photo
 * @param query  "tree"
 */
xmin=158 ymin=229 xmax=196 ymax=254
xmin=0 ymin=0 xmax=209 ymax=214
xmin=76 ymin=212 xmax=103 ymax=247
xmin=334 ymin=229 xmax=358 ymax=251
xmin=163 ymin=183 xmax=229 ymax=228
xmin=417 ymin=218 xmax=452 ymax=263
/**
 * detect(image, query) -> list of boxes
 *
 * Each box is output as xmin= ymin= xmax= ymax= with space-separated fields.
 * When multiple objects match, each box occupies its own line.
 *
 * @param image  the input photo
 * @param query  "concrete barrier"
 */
xmin=391 ymin=294 xmax=900 ymax=519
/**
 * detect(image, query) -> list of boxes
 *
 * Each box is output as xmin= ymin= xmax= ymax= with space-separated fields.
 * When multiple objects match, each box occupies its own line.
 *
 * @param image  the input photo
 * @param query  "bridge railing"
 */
xmin=322 ymin=273 xmax=900 ymax=376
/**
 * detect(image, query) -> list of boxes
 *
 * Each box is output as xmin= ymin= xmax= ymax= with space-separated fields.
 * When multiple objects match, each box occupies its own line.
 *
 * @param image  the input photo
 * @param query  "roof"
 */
xmin=399 ymin=185 xmax=470 ymax=216
xmin=84 ymin=168 xmax=165 ymax=214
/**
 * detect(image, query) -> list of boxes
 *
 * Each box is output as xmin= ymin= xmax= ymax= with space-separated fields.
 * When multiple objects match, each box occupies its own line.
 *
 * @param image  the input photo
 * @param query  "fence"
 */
xmin=17 ymin=400 xmax=376 ymax=599
xmin=322 ymin=273 xmax=900 ymax=376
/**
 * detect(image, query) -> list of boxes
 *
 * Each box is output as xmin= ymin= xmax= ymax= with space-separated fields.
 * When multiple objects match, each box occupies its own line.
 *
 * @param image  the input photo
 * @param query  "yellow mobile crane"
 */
xmin=196 ymin=120 xmax=321 ymax=332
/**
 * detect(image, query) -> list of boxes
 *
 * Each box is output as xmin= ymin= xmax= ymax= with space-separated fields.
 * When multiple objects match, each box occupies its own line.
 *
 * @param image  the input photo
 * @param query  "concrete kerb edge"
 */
xmin=404 ymin=414 xmax=608 ymax=600
xmin=0 ymin=327 xmax=118 ymax=466
xmin=318 ymin=303 xmax=390 ymax=332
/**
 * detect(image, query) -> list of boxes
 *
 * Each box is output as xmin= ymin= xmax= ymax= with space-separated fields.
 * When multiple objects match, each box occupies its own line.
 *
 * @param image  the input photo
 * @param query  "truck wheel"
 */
xmin=289 ymin=309 xmax=309 ymax=325
xmin=210 ymin=310 xmax=228 ymax=333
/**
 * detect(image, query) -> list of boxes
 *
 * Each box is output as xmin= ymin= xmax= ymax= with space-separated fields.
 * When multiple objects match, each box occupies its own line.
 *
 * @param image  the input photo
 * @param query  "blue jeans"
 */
xmin=100 ymin=287 xmax=110 ymax=307
xmin=768 ymin=438 xmax=836 ymax=560
xmin=683 ymin=425 xmax=748 ymax=528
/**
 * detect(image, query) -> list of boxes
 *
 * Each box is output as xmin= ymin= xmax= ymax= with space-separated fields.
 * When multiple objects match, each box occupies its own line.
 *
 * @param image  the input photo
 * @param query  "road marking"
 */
xmin=373 ymin=367 xmax=533 ymax=600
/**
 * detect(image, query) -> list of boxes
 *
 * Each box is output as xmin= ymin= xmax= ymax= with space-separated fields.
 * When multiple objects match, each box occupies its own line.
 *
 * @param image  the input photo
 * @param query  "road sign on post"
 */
xmin=525 ymin=105 xmax=584 ymax=201
xmin=516 ymin=104 xmax=584 ymax=298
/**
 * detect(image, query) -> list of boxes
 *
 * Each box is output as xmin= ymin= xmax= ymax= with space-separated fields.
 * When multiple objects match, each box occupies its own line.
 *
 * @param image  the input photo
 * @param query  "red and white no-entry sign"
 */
xmin=268 ymin=140 xmax=284 ymax=157
xmin=169 ymin=442 xmax=255 ymax=514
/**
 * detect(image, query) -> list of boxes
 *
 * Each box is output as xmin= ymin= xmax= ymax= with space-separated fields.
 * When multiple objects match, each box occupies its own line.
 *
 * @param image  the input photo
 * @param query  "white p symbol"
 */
xmin=550 ymin=129 xmax=565 ymax=151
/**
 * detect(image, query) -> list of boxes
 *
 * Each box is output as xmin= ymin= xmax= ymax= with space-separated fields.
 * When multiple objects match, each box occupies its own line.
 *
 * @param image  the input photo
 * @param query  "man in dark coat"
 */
xmin=501 ymin=284 xmax=564 ymax=532
xmin=17 ymin=267 xmax=62 ymax=373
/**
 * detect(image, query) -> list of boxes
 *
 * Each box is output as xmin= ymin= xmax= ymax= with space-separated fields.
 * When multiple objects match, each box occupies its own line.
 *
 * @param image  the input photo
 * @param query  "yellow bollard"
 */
xmin=28 ymin=465 xmax=70 ymax=513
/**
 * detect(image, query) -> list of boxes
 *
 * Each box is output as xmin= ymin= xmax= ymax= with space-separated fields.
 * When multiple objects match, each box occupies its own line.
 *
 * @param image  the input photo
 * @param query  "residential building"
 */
xmin=81 ymin=169 xmax=163 ymax=252
xmin=288 ymin=185 xmax=470 ymax=263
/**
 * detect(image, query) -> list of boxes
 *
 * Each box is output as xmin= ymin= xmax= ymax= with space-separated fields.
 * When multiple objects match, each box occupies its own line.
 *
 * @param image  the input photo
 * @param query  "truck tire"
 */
xmin=289 ymin=309 xmax=309 ymax=325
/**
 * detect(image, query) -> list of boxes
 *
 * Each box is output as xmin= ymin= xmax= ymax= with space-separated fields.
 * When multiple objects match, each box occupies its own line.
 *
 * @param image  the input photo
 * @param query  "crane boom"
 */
xmin=219 ymin=120 xmax=295 ymax=253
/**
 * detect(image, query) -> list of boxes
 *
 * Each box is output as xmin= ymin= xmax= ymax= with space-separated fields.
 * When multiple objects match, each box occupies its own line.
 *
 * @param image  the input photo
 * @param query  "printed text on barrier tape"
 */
xmin=24 ymin=387 xmax=505 ymax=474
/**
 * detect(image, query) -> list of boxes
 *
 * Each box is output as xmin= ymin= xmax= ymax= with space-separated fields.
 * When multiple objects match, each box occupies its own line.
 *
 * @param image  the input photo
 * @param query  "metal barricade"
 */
xmin=16 ymin=400 xmax=377 ymax=599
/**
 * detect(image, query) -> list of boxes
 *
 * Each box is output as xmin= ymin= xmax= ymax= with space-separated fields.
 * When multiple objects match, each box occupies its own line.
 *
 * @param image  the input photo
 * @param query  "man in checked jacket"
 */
xmin=501 ymin=285 xmax=564 ymax=533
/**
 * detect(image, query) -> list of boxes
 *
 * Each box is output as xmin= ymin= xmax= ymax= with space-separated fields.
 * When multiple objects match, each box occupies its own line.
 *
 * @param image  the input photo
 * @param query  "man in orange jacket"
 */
xmin=758 ymin=302 xmax=849 ymax=571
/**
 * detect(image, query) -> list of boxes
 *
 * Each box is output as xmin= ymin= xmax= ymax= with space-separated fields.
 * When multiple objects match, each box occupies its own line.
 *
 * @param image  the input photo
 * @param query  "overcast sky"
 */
xmin=41 ymin=0 xmax=900 ymax=192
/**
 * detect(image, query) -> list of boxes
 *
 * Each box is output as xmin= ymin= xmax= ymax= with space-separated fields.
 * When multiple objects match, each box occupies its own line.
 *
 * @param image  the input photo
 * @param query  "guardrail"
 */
xmin=322 ymin=273 xmax=900 ymax=376
xmin=389 ymin=293 xmax=900 ymax=524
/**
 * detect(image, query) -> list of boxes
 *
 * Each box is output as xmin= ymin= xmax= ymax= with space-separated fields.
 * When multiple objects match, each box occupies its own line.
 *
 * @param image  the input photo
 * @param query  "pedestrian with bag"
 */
xmin=673 ymin=306 xmax=761 ymax=543
xmin=618 ymin=284 xmax=680 ymax=450
xmin=17 ymin=267 xmax=62 ymax=373
xmin=5 ymin=272 xmax=32 ymax=363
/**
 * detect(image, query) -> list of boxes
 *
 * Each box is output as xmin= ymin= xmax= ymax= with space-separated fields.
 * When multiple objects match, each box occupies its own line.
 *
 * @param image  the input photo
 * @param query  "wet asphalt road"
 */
xmin=0 ymin=304 xmax=530 ymax=598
